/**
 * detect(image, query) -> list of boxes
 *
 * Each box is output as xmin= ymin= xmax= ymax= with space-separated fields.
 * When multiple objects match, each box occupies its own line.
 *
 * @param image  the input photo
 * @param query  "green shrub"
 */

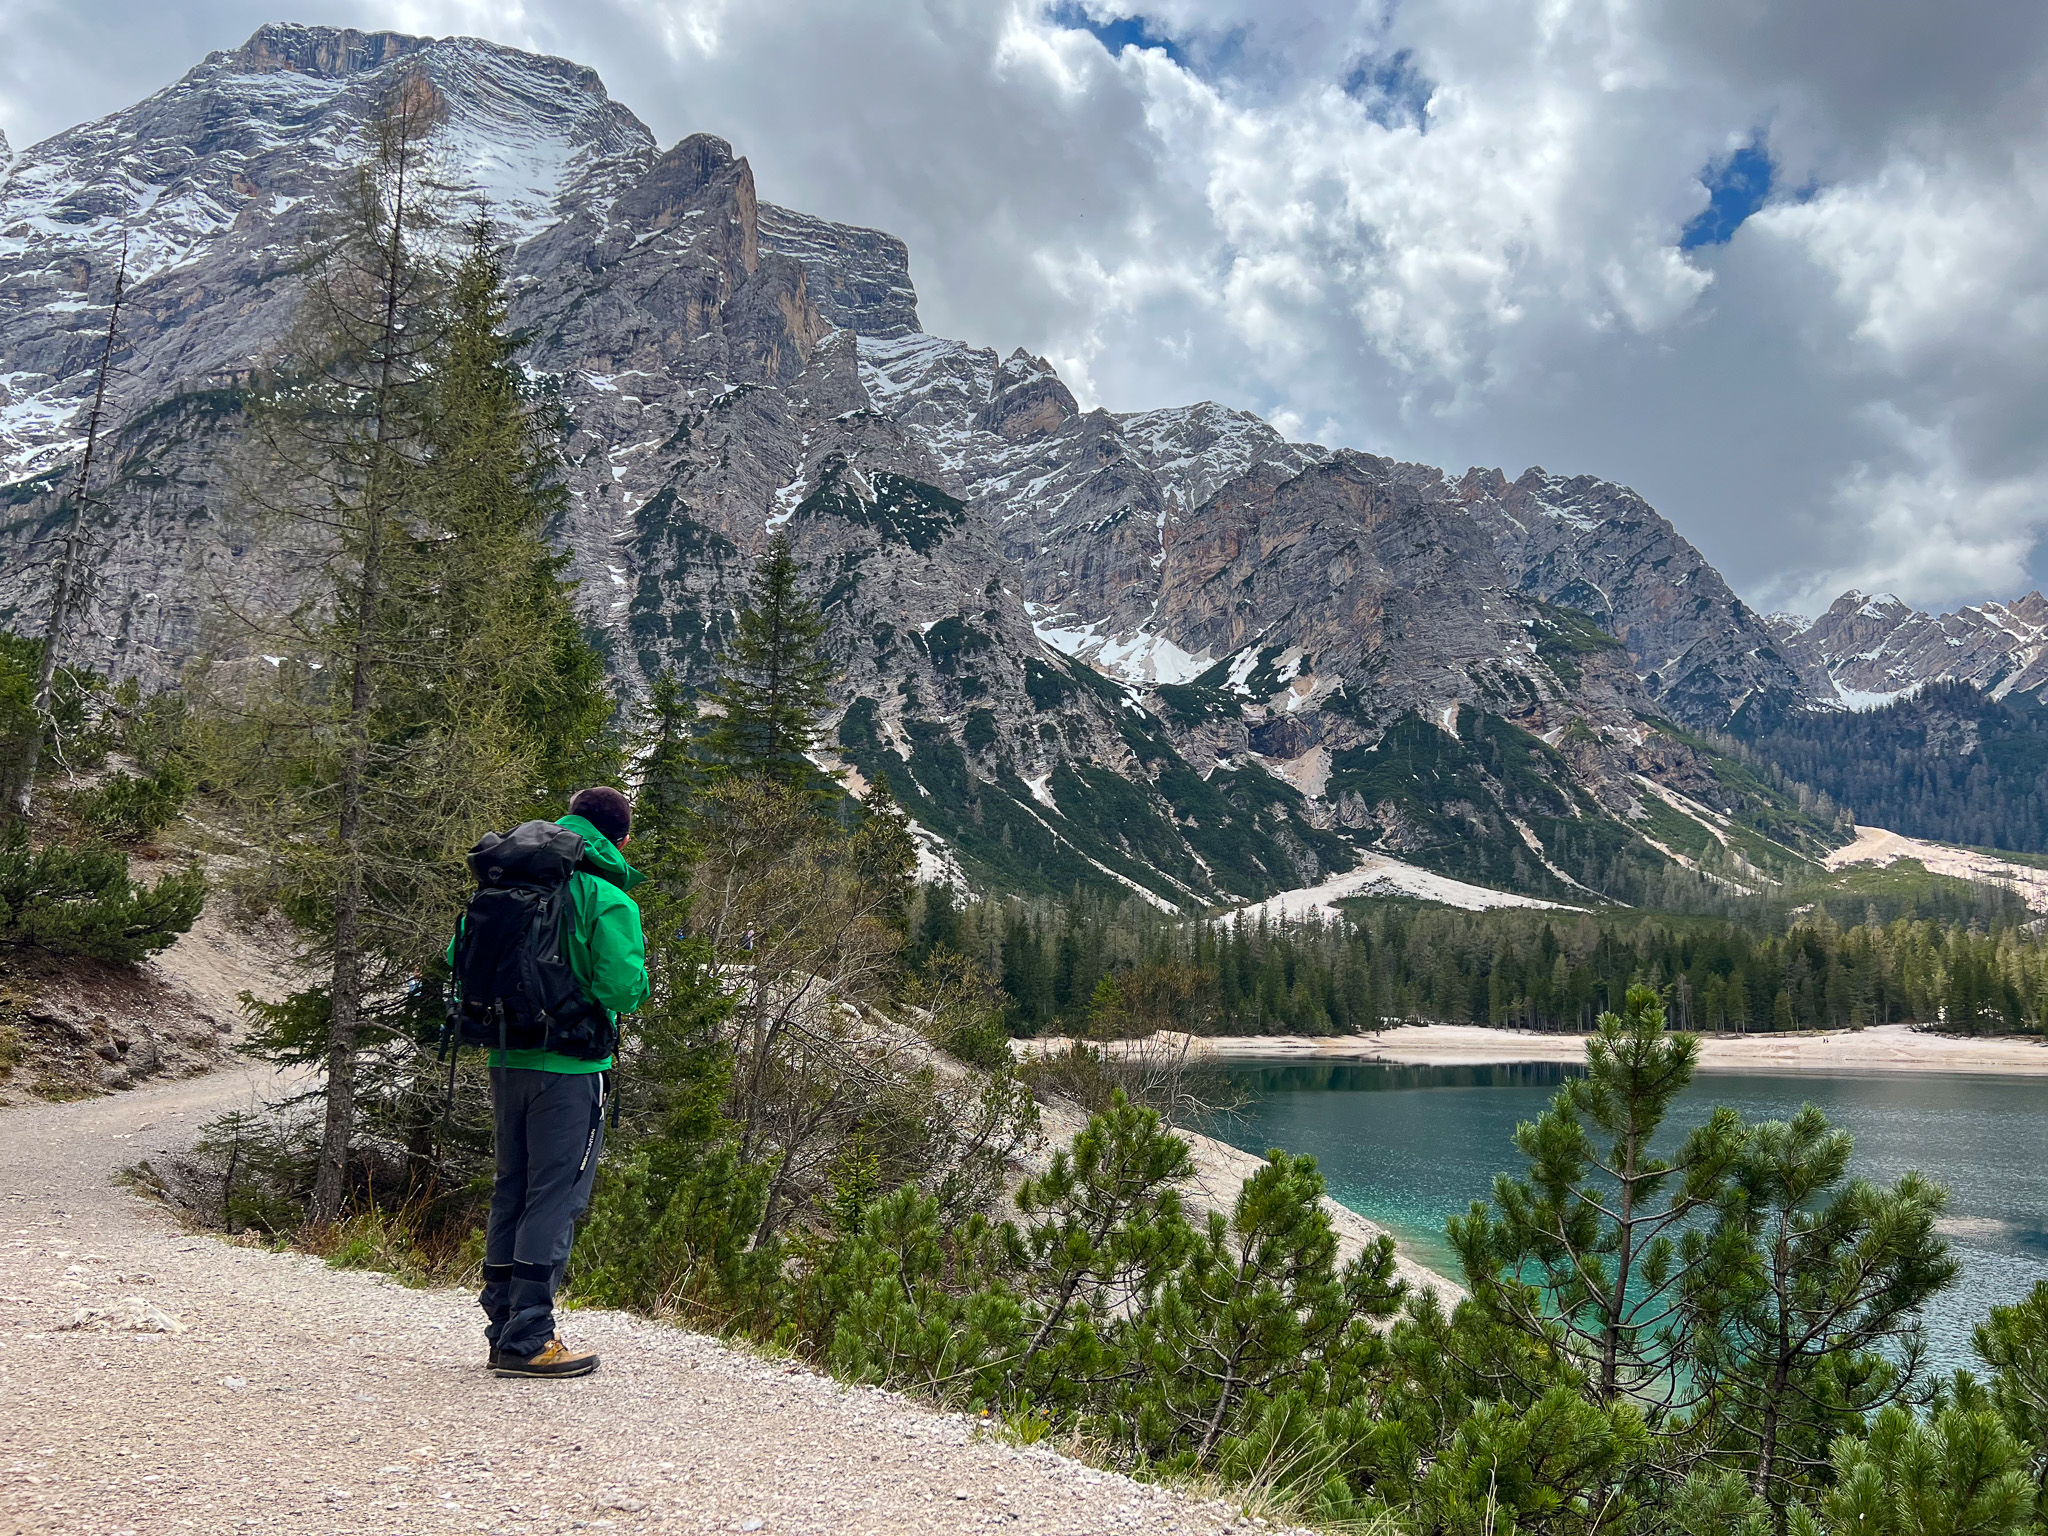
xmin=940 ymin=1011 xmax=1013 ymax=1072
xmin=817 ymin=1185 xmax=1021 ymax=1402
xmin=1803 ymin=1403 xmax=2034 ymax=1536
xmin=68 ymin=761 xmax=190 ymax=842
xmin=0 ymin=827 xmax=204 ymax=963
xmin=570 ymin=1134 xmax=780 ymax=1323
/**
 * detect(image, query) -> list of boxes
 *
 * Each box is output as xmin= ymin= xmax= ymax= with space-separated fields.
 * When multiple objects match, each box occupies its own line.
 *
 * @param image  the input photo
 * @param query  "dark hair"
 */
xmin=567 ymin=786 xmax=632 ymax=845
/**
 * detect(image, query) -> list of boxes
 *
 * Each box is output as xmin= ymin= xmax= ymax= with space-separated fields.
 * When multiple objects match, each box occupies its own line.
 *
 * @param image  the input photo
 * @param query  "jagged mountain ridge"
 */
xmin=0 ymin=23 xmax=1844 ymax=909
xmin=1768 ymin=590 xmax=2048 ymax=710
xmin=1458 ymin=469 xmax=1810 ymax=728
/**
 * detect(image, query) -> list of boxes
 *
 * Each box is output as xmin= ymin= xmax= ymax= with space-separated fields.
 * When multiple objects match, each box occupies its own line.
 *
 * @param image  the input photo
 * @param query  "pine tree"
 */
xmin=1007 ymin=1090 xmax=1195 ymax=1399
xmin=697 ymin=534 xmax=837 ymax=790
xmin=0 ymin=829 xmax=203 ymax=964
xmin=1451 ymin=984 xmax=1748 ymax=1408
xmin=1973 ymin=1281 xmax=2048 ymax=1529
xmin=1804 ymin=1403 xmax=2033 ymax=1536
xmin=847 ymin=771 xmax=916 ymax=929
xmin=1125 ymin=1149 xmax=1404 ymax=1466
xmin=636 ymin=668 xmax=701 ymax=860
xmin=1689 ymin=1105 xmax=1958 ymax=1512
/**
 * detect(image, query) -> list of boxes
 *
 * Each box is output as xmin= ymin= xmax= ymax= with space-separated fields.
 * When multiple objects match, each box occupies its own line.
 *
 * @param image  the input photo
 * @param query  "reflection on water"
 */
xmin=1206 ymin=1059 xmax=2048 ymax=1376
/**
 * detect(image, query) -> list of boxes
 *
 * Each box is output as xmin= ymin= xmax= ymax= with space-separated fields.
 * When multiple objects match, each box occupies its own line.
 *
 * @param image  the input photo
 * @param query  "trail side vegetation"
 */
xmin=1 ymin=639 xmax=203 ymax=971
xmin=0 ymin=158 xmax=202 ymax=989
xmin=193 ymin=76 xmax=618 ymax=1220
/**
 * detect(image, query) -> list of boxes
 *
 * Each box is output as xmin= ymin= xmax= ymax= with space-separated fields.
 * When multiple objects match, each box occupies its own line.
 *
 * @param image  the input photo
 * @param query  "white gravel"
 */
xmin=0 ymin=1064 xmax=1294 ymax=1535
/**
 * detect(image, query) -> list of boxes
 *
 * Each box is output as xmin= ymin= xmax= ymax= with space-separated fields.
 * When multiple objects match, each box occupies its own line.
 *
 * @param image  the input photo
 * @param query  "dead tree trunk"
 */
xmin=12 ymin=235 xmax=128 ymax=821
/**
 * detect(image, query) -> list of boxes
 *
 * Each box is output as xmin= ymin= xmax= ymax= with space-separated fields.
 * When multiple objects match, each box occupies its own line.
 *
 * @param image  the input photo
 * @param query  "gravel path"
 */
xmin=0 ymin=1067 xmax=1282 ymax=1536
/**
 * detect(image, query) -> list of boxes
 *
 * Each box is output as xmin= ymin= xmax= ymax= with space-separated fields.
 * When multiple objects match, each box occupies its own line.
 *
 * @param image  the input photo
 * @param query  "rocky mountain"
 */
xmin=1767 ymin=591 xmax=2048 ymax=709
xmin=1457 ymin=470 xmax=1810 ymax=729
xmin=0 ymin=24 xmax=1847 ymax=910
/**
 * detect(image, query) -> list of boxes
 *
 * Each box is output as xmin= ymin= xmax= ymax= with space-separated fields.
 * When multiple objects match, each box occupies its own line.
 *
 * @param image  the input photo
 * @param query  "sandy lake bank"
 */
xmin=1025 ymin=1022 xmax=2048 ymax=1076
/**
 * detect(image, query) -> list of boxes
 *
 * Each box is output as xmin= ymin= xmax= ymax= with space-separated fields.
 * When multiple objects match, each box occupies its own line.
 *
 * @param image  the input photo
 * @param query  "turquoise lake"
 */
xmin=1208 ymin=1061 xmax=2048 ymax=1376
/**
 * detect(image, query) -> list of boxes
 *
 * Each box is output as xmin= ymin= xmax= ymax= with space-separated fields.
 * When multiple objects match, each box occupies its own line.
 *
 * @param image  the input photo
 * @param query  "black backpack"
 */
xmin=447 ymin=820 xmax=616 ymax=1061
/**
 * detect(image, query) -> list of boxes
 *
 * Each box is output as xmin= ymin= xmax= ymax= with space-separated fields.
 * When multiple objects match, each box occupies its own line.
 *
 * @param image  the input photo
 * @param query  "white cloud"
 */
xmin=1786 ymin=407 xmax=2048 ymax=615
xmin=1758 ymin=142 xmax=2048 ymax=369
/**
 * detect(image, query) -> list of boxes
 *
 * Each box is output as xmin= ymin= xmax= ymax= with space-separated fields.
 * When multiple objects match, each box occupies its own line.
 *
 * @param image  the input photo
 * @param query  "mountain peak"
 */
xmin=0 ymin=22 xmax=1877 ymax=908
xmin=1826 ymin=590 xmax=1913 ymax=619
xmin=977 ymin=349 xmax=1077 ymax=441
xmin=1781 ymin=586 xmax=2048 ymax=707
xmin=225 ymin=22 xmax=433 ymax=78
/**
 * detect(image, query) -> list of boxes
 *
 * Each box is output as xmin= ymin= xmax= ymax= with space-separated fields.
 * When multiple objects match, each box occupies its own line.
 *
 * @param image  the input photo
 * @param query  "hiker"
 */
xmin=447 ymin=786 xmax=649 ymax=1379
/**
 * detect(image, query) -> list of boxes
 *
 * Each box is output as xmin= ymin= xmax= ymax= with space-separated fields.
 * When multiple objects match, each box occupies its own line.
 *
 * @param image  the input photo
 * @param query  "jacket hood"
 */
xmin=560 ymin=814 xmax=645 ymax=892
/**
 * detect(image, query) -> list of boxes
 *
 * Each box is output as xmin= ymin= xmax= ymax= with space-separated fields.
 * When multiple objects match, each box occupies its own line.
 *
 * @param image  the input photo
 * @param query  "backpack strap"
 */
xmin=518 ymin=886 xmax=562 ymax=1047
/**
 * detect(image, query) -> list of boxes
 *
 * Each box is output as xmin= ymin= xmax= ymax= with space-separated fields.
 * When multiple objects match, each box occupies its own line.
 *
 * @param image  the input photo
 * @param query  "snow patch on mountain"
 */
xmin=1827 ymin=825 xmax=2048 ymax=912
xmin=1023 ymin=601 xmax=1212 ymax=685
xmin=427 ymin=38 xmax=655 ymax=241
xmin=1831 ymin=681 xmax=1916 ymax=712
xmin=1230 ymin=857 xmax=1577 ymax=923
xmin=1113 ymin=402 xmax=1325 ymax=512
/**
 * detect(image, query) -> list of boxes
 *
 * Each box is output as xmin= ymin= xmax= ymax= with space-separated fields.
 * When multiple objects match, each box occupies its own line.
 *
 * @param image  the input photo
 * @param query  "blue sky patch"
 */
xmin=1047 ymin=3 xmax=1192 ymax=70
xmin=1343 ymin=48 xmax=1433 ymax=132
xmin=1681 ymin=139 xmax=1774 ymax=249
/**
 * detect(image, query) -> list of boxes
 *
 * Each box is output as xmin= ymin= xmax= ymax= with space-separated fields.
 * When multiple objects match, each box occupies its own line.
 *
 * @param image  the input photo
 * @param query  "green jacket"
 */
xmin=449 ymin=813 xmax=649 ymax=1074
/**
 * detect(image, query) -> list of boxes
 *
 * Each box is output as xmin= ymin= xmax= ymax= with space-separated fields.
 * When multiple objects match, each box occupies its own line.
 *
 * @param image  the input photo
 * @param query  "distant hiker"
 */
xmin=447 ymin=786 xmax=648 ymax=1379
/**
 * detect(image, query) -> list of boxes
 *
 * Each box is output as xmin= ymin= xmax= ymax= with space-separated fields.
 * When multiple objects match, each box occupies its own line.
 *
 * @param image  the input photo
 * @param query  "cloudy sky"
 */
xmin=3 ymin=0 xmax=2045 ymax=617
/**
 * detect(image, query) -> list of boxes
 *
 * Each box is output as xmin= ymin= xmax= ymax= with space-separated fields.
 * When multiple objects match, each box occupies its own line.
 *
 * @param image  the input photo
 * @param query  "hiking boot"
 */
xmin=493 ymin=1337 xmax=598 ymax=1379
xmin=486 ymin=1345 xmax=501 ymax=1370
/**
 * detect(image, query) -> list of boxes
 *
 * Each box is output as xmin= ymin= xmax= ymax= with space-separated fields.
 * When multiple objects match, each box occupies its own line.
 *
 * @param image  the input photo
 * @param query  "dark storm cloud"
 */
xmin=3 ymin=0 xmax=2044 ymax=615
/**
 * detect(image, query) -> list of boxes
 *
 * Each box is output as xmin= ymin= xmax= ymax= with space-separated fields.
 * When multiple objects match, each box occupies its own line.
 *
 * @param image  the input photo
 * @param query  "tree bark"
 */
xmin=1600 ymin=1125 xmax=1640 ymax=1404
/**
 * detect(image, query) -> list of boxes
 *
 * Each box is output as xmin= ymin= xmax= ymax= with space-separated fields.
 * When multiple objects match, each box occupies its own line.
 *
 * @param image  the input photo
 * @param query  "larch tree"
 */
xmin=225 ymin=67 xmax=452 ymax=1223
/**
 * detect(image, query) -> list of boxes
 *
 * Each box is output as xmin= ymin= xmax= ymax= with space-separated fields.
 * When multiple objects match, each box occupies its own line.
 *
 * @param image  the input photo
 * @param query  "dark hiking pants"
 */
xmin=480 ymin=1067 xmax=607 ymax=1359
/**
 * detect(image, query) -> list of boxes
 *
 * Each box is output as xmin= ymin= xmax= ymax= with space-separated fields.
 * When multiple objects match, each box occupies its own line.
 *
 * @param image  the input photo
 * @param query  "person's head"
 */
xmin=567 ymin=785 xmax=632 ymax=847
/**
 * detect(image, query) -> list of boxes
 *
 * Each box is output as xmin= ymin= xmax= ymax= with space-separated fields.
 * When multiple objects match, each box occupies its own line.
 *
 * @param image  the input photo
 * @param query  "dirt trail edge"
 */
xmin=1 ymin=1068 xmax=1288 ymax=1536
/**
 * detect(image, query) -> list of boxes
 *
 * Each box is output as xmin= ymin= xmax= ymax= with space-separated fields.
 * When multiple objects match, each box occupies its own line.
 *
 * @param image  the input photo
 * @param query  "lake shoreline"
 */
xmin=1026 ymin=1022 xmax=2048 ymax=1076
xmin=1203 ymin=1039 xmax=2048 ymax=1377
